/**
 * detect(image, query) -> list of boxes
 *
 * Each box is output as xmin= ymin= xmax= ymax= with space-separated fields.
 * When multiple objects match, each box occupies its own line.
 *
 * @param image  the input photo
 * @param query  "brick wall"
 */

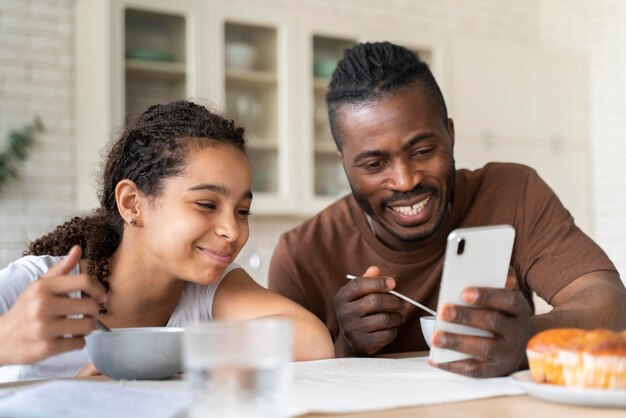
xmin=0 ymin=0 xmax=76 ymax=265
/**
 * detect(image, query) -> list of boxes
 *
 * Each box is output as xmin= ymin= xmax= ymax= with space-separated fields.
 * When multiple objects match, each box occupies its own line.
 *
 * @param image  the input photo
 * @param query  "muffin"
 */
xmin=526 ymin=328 xmax=585 ymax=385
xmin=527 ymin=328 xmax=626 ymax=389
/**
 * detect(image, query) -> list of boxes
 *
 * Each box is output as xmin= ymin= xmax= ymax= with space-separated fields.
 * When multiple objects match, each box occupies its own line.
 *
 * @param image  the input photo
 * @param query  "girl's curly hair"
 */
xmin=24 ymin=101 xmax=247 ymax=309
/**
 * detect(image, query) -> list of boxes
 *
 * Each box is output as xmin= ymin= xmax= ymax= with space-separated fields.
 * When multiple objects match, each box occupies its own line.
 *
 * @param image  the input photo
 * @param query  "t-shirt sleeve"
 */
xmin=0 ymin=259 xmax=43 ymax=315
xmin=515 ymin=169 xmax=617 ymax=303
xmin=268 ymin=234 xmax=310 ymax=310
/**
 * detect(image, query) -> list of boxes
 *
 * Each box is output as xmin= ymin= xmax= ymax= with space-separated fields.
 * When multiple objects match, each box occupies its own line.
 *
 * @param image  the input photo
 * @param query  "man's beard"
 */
xmin=350 ymin=162 xmax=456 ymax=243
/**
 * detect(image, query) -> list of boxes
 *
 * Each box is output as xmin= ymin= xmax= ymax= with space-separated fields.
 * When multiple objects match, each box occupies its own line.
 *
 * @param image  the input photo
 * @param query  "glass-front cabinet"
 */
xmin=76 ymin=0 xmax=438 ymax=215
xmin=124 ymin=9 xmax=187 ymax=120
xmin=224 ymin=23 xmax=279 ymax=194
xmin=206 ymin=1 xmax=292 ymax=213
xmin=312 ymin=36 xmax=355 ymax=199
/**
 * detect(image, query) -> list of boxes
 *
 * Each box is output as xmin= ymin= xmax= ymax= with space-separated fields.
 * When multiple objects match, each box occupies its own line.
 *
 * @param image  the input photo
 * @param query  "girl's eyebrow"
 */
xmin=188 ymin=183 xmax=253 ymax=200
xmin=189 ymin=183 xmax=228 ymax=195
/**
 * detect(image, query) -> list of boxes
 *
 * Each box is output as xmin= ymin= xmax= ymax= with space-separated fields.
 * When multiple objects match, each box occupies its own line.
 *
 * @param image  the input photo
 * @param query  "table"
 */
xmin=302 ymin=351 xmax=625 ymax=418
xmin=1 ymin=355 xmax=624 ymax=418
xmin=303 ymin=395 xmax=626 ymax=418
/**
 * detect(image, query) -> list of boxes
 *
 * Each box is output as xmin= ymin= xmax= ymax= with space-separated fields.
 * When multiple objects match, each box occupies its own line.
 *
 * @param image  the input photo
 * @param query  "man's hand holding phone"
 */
xmin=428 ymin=267 xmax=533 ymax=378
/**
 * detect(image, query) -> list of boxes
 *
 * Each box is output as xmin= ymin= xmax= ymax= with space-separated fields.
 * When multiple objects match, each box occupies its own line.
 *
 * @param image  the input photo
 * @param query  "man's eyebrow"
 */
xmin=402 ymin=132 xmax=436 ymax=151
xmin=188 ymin=183 xmax=253 ymax=200
xmin=354 ymin=149 xmax=386 ymax=162
xmin=353 ymin=132 xmax=436 ymax=162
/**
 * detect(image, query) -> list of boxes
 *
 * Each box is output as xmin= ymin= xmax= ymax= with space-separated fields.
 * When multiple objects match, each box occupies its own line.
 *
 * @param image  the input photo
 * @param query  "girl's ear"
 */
xmin=115 ymin=179 xmax=143 ymax=227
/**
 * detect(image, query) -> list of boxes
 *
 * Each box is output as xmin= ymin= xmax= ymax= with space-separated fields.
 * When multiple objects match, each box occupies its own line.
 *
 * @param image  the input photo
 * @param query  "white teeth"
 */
xmin=391 ymin=197 xmax=430 ymax=216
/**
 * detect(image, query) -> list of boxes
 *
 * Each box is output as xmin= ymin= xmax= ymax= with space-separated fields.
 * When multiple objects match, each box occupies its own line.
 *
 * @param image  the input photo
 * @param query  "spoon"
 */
xmin=346 ymin=274 xmax=438 ymax=317
xmin=95 ymin=319 xmax=112 ymax=332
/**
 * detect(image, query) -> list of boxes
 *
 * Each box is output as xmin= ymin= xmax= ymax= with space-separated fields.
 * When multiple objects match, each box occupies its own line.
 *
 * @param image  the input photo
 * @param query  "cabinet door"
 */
xmin=76 ymin=0 xmax=202 ymax=211
xmin=293 ymin=11 xmax=377 ymax=214
xmin=448 ymin=37 xmax=585 ymax=144
xmin=311 ymin=35 xmax=357 ymax=201
xmin=206 ymin=1 xmax=293 ymax=214
xmin=448 ymin=37 xmax=589 ymax=233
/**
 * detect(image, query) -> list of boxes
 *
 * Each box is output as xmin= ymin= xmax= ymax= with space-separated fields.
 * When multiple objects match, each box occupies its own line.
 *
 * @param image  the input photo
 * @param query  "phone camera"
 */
xmin=456 ymin=238 xmax=466 ymax=255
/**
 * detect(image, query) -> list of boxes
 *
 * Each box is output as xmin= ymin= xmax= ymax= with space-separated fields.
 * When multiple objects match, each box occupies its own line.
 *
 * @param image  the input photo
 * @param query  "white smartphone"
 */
xmin=429 ymin=225 xmax=515 ymax=364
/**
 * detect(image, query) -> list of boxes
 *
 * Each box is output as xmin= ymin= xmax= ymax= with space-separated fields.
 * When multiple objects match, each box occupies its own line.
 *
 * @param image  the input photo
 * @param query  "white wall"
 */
xmin=1 ymin=0 xmax=624 ymax=283
xmin=538 ymin=0 xmax=626 ymax=280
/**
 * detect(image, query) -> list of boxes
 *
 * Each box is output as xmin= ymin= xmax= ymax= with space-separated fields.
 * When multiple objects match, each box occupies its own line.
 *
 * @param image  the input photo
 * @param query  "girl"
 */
xmin=0 ymin=101 xmax=334 ymax=382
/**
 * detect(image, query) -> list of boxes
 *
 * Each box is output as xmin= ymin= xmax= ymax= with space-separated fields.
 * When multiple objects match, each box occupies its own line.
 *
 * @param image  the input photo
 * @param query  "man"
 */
xmin=268 ymin=41 xmax=626 ymax=377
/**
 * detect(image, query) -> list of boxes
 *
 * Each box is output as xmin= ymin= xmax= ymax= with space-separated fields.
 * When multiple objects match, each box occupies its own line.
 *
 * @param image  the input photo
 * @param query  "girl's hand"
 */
xmin=0 ymin=246 xmax=108 ymax=366
xmin=76 ymin=362 xmax=101 ymax=377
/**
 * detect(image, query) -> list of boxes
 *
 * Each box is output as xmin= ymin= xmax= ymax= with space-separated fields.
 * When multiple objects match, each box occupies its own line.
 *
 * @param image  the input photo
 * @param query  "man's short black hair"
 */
xmin=326 ymin=41 xmax=448 ymax=150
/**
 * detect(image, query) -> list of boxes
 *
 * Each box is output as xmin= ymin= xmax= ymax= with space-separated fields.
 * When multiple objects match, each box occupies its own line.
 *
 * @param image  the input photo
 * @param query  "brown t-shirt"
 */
xmin=268 ymin=163 xmax=617 ymax=354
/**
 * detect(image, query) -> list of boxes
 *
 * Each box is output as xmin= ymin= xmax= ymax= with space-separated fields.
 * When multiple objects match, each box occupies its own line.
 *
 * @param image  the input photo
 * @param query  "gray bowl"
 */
xmin=86 ymin=327 xmax=183 ymax=380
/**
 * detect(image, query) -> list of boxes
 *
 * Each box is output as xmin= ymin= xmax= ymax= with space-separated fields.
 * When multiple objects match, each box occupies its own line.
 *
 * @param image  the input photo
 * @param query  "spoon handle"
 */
xmin=96 ymin=319 xmax=112 ymax=332
xmin=346 ymin=274 xmax=437 ymax=317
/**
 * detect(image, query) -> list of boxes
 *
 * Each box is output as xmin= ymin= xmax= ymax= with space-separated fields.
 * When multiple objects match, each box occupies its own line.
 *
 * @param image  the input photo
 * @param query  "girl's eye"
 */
xmin=196 ymin=202 xmax=216 ymax=210
xmin=236 ymin=209 xmax=251 ymax=217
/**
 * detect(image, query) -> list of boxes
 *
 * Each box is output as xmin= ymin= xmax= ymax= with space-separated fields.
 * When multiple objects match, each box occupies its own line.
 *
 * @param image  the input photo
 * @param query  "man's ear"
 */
xmin=115 ymin=179 xmax=142 ymax=226
xmin=337 ymin=149 xmax=344 ymax=162
xmin=446 ymin=118 xmax=455 ymax=150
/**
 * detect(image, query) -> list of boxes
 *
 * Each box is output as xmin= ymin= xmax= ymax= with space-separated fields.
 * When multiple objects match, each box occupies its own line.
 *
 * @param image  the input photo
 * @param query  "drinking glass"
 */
xmin=183 ymin=318 xmax=294 ymax=418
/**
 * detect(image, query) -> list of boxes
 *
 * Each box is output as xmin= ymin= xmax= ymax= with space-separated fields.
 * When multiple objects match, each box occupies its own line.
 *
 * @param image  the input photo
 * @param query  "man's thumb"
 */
xmin=362 ymin=265 xmax=381 ymax=278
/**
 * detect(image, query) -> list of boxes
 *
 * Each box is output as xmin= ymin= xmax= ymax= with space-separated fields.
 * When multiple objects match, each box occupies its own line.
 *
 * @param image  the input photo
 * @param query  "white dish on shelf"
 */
xmin=511 ymin=370 xmax=626 ymax=408
xmin=225 ymin=42 xmax=257 ymax=70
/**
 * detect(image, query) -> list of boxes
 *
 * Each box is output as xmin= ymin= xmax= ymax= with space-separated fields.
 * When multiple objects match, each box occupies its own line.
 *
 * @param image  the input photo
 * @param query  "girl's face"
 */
xmin=140 ymin=142 xmax=253 ymax=285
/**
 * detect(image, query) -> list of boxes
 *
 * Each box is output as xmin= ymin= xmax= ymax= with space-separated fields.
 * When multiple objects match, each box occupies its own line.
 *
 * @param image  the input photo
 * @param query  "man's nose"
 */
xmin=388 ymin=162 xmax=423 ymax=192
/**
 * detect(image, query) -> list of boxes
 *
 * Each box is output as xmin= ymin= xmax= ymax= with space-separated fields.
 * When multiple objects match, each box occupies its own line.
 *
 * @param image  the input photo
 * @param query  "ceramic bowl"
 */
xmin=225 ymin=42 xmax=258 ymax=70
xmin=420 ymin=316 xmax=437 ymax=348
xmin=86 ymin=327 xmax=183 ymax=380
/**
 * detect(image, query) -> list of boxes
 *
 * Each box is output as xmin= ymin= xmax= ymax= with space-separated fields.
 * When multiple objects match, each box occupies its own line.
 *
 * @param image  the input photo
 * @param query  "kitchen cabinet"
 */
xmin=447 ymin=37 xmax=589 ymax=232
xmin=76 ymin=1 xmax=587 ymax=231
xmin=75 ymin=0 xmax=203 ymax=210
xmin=204 ymin=2 xmax=292 ymax=211
xmin=75 ymin=0 xmax=438 ymax=215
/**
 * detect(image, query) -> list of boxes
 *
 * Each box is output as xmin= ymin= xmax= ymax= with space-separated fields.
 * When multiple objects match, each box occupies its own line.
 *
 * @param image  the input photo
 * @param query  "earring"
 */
xmin=129 ymin=218 xmax=137 ymax=226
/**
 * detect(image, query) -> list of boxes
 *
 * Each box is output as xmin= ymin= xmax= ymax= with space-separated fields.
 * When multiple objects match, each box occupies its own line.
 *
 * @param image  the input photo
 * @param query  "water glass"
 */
xmin=183 ymin=318 xmax=294 ymax=418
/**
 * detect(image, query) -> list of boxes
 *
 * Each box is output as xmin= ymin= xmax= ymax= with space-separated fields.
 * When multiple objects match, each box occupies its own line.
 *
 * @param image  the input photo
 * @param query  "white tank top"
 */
xmin=0 ymin=255 xmax=240 ymax=382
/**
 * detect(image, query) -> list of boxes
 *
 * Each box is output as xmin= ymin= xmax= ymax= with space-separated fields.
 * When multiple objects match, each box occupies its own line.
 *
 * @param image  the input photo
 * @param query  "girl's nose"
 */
xmin=214 ymin=214 xmax=239 ymax=242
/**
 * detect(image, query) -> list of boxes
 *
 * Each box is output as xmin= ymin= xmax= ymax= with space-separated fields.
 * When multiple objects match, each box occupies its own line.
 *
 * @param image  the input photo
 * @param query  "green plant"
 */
xmin=0 ymin=116 xmax=44 ymax=191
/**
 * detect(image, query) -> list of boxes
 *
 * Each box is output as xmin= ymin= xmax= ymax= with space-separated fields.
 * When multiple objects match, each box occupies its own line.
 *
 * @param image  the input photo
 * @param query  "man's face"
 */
xmin=337 ymin=85 xmax=456 ymax=248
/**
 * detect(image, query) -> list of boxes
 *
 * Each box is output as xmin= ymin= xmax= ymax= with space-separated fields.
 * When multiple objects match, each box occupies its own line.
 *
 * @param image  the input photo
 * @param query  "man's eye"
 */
xmin=363 ymin=160 xmax=385 ymax=170
xmin=413 ymin=147 xmax=435 ymax=158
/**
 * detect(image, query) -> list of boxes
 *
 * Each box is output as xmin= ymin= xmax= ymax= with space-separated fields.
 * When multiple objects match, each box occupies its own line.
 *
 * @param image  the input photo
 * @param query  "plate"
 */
xmin=511 ymin=370 xmax=626 ymax=408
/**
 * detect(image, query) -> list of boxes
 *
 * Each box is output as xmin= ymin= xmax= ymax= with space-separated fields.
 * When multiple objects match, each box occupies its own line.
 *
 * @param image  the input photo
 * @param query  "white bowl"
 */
xmin=420 ymin=316 xmax=437 ymax=348
xmin=86 ymin=327 xmax=183 ymax=380
xmin=225 ymin=42 xmax=258 ymax=70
